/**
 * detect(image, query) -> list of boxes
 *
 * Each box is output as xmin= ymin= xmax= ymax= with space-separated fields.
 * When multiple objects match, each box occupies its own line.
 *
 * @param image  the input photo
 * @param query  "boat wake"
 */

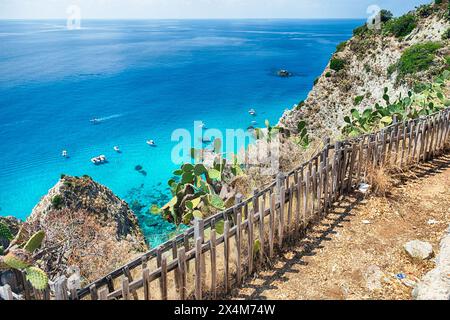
xmin=90 ymin=114 xmax=124 ymax=124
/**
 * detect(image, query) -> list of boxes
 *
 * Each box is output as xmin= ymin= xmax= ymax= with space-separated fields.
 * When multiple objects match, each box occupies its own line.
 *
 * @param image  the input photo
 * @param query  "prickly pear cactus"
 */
xmin=0 ymin=255 xmax=8 ymax=270
xmin=0 ymin=221 xmax=13 ymax=241
xmin=3 ymin=249 xmax=32 ymax=270
xmin=23 ymin=231 xmax=45 ymax=253
xmin=25 ymin=266 xmax=48 ymax=290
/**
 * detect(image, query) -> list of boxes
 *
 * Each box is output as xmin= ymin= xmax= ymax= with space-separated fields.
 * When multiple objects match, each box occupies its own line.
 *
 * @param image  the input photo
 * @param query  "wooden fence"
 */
xmin=2 ymin=107 xmax=450 ymax=300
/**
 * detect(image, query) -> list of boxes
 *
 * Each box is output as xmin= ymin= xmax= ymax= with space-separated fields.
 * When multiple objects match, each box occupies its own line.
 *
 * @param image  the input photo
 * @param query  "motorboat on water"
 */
xmin=248 ymin=108 xmax=257 ymax=116
xmin=198 ymin=122 xmax=207 ymax=129
xmin=113 ymin=146 xmax=121 ymax=152
xmin=146 ymin=140 xmax=156 ymax=147
xmin=62 ymin=150 xmax=68 ymax=158
xmin=91 ymin=155 xmax=107 ymax=164
xmin=200 ymin=136 xmax=212 ymax=143
xmin=90 ymin=118 xmax=101 ymax=124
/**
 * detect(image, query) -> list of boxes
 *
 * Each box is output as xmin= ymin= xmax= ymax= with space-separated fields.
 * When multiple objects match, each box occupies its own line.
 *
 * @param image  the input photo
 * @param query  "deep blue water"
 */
xmin=0 ymin=19 xmax=361 ymax=247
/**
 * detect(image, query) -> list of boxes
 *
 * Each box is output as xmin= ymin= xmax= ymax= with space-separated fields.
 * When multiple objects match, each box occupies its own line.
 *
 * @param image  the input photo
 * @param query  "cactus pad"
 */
xmin=0 ymin=221 xmax=13 ymax=241
xmin=24 ymin=230 xmax=45 ymax=253
xmin=25 ymin=266 xmax=48 ymax=290
xmin=3 ymin=249 xmax=32 ymax=270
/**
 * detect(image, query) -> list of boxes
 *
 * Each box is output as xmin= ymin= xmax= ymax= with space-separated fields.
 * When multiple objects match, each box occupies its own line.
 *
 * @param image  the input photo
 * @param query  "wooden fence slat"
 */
xmin=295 ymin=175 xmax=301 ymax=229
xmin=195 ymin=237 xmax=202 ymax=300
xmin=258 ymin=197 xmax=265 ymax=264
xmin=304 ymin=170 xmax=310 ymax=222
xmin=224 ymin=220 xmax=230 ymax=293
xmin=278 ymin=186 xmax=285 ymax=248
xmin=248 ymin=202 xmax=254 ymax=274
xmin=287 ymin=183 xmax=294 ymax=236
xmin=89 ymin=284 xmax=98 ymax=301
xmin=54 ymin=276 xmax=68 ymax=300
xmin=407 ymin=120 xmax=414 ymax=164
xmin=123 ymin=265 xmax=139 ymax=300
xmin=172 ymin=240 xmax=180 ymax=292
xmin=210 ymin=230 xmax=217 ymax=299
xmin=122 ymin=278 xmax=130 ymax=300
xmin=0 ymin=284 xmax=14 ymax=300
xmin=236 ymin=212 xmax=242 ymax=286
xmin=269 ymin=193 xmax=275 ymax=258
xmin=161 ymin=256 xmax=168 ymax=300
xmin=400 ymin=124 xmax=407 ymax=167
xmin=177 ymin=247 xmax=186 ymax=300
xmin=143 ymin=268 xmax=151 ymax=300
xmin=98 ymin=287 xmax=108 ymax=300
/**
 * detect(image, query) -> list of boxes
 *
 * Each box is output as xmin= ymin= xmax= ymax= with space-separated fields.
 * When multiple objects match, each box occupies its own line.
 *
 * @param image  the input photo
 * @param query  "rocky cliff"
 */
xmin=23 ymin=175 xmax=147 ymax=282
xmin=279 ymin=2 xmax=450 ymax=142
xmin=29 ymin=175 xmax=146 ymax=246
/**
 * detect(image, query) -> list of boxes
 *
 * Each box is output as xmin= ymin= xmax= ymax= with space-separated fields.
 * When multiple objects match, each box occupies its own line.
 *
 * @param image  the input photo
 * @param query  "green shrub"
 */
xmin=380 ymin=9 xmax=394 ymax=23
xmin=413 ymin=82 xmax=428 ymax=93
xmin=397 ymin=42 xmax=442 ymax=76
xmin=383 ymin=14 xmax=417 ymax=38
xmin=325 ymin=72 xmax=332 ymax=78
xmin=445 ymin=55 xmax=450 ymax=70
xmin=387 ymin=64 xmax=397 ymax=76
xmin=330 ymin=58 xmax=346 ymax=72
xmin=417 ymin=4 xmax=433 ymax=18
xmin=313 ymin=78 xmax=319 ymax=85
xmin=51 ymin=195 xmax=63 ymax=209
xmin=353 ymin=24 xmax=368 ymax=37
xmin=443 ymin=27 xmax=450 ymax=40
xmin=354 ymin=95 xmax=364 ymax=106
xmin=336 ymin=41 xmax=347 ymax=52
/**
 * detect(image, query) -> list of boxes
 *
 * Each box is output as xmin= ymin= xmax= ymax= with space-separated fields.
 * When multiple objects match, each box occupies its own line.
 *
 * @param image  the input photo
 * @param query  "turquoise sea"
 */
xmin=0 ymin=19 xmax=361 ymax=247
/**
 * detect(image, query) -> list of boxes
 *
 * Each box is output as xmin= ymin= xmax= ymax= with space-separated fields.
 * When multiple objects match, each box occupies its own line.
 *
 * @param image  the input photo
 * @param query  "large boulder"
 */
xmin=28 ymin=175 xmax=145 ymax=245
xmin=23 ymin=175 xmax=148 ymax=283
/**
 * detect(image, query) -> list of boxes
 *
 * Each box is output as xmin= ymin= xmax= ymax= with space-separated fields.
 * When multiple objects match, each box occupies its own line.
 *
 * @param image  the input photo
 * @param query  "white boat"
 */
xmin=113 ymin=146 xmax=121 ymax=152
xmin=62 ymin=150 xmax=68 ymax=158
xmin=91 ymin=155 xmax=107 ymax=164
xmin=90 ymin=118 xmax=101 ymax=124
xmin=248 ymin=108 xmax=257 ymax=116
xmin=198 ymin=122 xmax=206 ymax=129
xmin=146 ymin=140 xmax=156 ymax=147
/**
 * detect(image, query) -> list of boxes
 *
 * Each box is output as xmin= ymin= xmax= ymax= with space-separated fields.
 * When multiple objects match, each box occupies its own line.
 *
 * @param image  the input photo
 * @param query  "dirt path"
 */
xmin=233 ymin=154 xmax=450 ymax=300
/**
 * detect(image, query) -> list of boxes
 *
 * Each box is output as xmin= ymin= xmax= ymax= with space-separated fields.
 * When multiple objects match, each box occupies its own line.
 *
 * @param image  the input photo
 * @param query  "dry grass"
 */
xmin=27 ymin=209 xmax=141 ymax=285
xmin=367 ymin=165 xmax=395 ymax=197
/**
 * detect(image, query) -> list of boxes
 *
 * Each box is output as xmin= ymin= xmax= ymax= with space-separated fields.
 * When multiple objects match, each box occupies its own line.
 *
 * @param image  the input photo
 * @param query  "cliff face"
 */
xmin=29 ymin=175 xmax=146 ymax=248
xmin=279 ymin=3 xmax=450 ymax=142
xmin=23 ymin=175 xmax=148 ymax=282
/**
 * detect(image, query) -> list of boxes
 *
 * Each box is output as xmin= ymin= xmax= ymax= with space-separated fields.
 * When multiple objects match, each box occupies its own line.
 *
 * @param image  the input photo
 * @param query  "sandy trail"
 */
xmin=232 ymin=154 xmax=450 ymax=300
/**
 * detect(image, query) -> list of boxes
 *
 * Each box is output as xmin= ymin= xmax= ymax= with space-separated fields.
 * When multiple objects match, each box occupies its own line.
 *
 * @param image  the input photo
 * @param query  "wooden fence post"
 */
xmin=0 ymin=284 xmax=14 ymax=300
xmin=195 ymin=237 xmax=202 ymax=300
xmin=177 ymin=247 xmax=186 ymax=300
xmin=210 ymin=230 xmax=217 ymax=299
xmin=224 ymin=220 xmax=231 ymax=294
xmin=258 ymin=197 xmax=265 ymax=264
xmin=277 ymin=173 xmax=285 ymax=248
xmin=54 ymin=276 xmax=68 ymax=300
